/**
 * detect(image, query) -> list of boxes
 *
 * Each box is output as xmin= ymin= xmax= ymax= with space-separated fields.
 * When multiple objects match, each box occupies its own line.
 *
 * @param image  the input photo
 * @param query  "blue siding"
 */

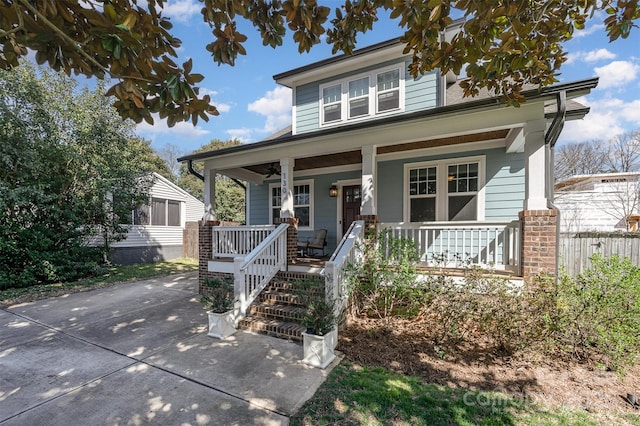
xmin=248 ymin=170 xmax=361 ymax=251
xmin=377 ymin=148 xmax=525 ymax=222
xmin=294 ymin=57 xmax=439 ymax=134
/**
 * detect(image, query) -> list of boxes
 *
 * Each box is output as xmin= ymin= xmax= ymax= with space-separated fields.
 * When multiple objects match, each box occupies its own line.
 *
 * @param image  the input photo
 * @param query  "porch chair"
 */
xmin=305 ymin=229 xmax=328 ymax=257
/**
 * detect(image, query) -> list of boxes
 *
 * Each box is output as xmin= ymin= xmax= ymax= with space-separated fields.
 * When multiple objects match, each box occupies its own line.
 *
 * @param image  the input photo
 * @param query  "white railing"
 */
xmin=323 ymin=220 xmax=365 ymax=316
xmin=378 ymin=221 xmax=520 ymax=272
xmin=213 ymin=225 xmax=275 ymax=258
xmin=234 ymin=223 xmax=288 ymax=316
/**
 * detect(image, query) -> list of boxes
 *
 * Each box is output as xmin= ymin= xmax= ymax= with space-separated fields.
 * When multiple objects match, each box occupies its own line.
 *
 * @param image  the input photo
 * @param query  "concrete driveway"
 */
xmin=0 ymin=273 xmax=335 ymax=425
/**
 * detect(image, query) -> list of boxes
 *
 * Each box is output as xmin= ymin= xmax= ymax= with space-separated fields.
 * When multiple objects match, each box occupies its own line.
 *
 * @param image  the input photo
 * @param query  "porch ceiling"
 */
xmin=239 ymin=130 xmax=509 ymax=174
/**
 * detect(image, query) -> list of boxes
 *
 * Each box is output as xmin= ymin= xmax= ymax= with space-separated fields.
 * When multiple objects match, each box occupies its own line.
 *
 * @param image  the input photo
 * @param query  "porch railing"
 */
xmin=378 ymin=221 xmax=520 ymax=272
xmin=213 ymin=225 xmax=275 ymax=258
xmin=234 ymin=223 xmax=288 ymax=317
xmin=323 ymin=220 xmax=365 ymax=317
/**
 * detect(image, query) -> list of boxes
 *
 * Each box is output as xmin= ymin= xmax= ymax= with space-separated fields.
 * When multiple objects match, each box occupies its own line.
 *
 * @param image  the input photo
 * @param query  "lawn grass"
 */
xmin=291 ymin=362 xmax=640 ymax=426
xmin=0 ymin=258 xmax=198 ymax=306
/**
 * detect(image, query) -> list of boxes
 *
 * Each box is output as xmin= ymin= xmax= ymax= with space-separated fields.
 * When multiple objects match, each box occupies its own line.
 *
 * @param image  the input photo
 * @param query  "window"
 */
xmin=408 ymin=167 xmax=437 ymax=222
xmin=348 ymin=77 xmax=369 ymax=118
xmin=132 ymin=198 xmax=181 ymax=226
xmin=405 ymin=157 xmax=485 ymax=222
xmin=319 ymin=64 xmax=404 ymax=126
xmin=322 ymin=84 xmax=342 ymax=124
xmin=270 ymin=181 xmax=314 ymax=229
xmin=377 ymin=69 xmax=400 ymax=112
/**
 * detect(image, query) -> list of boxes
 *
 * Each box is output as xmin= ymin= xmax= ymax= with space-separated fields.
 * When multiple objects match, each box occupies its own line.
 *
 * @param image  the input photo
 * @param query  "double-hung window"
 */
xmin=320 ymin=64 xmax=403 ymax=126
xmin=269 ymin=181 xmax=313 ymax=230
xmin=405 ymin=156 xmax=485 ymax=222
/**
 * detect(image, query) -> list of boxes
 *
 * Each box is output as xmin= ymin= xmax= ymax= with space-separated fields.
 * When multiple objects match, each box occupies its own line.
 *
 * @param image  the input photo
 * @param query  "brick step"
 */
xmin=248 ymin=303 xmax=306 ymax=322
xmin=237 ymin=316 xmax=306 ymax=342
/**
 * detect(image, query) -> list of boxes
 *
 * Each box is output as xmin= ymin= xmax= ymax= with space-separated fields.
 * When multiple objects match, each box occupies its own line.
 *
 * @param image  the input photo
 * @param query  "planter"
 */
xmin=207 ymin=310 xmax=236 ymax=339
xmin=302 ymin=328 xmax=337 ymax=369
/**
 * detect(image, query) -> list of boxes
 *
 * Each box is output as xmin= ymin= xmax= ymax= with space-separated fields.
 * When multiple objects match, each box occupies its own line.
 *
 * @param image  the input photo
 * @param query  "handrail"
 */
xmin=379 ymin=220 xmax=520 ymax=271
xmin=234 ymin=223 xmax=289 ymax=318
xmin=212 ymin=225 xmax=276 ymax=258
xmin=323 ymin=220 xmax=365 ymax=317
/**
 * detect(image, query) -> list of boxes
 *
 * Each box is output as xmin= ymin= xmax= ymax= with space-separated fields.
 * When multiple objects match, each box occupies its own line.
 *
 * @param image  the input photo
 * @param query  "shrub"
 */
xmin=200 ymin=277 xmax=235 ymax=313
xmin=554 ymin=254 xmax=640 ymax=370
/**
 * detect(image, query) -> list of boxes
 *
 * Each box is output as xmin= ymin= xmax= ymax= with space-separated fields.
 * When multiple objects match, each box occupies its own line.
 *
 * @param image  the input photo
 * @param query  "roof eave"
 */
xmin=177 ymin=77 xmax=599 ymax=163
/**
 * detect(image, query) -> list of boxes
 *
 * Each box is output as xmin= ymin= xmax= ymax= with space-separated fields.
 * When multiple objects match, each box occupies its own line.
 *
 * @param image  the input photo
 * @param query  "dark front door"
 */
xmin=342 ymin=185 xmax=361 ymax=235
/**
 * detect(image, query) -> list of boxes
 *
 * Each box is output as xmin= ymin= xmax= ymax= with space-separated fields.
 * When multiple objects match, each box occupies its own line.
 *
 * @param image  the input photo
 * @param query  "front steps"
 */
xmin=237 ymin=277 xmax=323 ymax=342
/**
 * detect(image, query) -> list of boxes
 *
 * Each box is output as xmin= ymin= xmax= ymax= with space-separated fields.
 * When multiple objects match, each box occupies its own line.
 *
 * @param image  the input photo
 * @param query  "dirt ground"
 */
xmin=338 ymin=316 xmax=640 ymax=415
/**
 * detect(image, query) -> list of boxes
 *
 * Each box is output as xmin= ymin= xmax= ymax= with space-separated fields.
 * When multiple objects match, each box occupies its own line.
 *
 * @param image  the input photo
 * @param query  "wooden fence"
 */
xmin=559 ymin=232 xmax=640 ymax=276
xmin=183 ymin=222 xmax=199 ymax=259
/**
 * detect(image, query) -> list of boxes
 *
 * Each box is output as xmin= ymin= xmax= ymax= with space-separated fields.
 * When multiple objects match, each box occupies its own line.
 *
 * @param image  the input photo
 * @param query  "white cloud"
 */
xmin=162 ymin=0 xmax=201 ymax=24
xmin=248 ymin=86 xmax=292 ymax=134
xmin=566 ymin=49 xmax=617 ymax=65
xmin=594 ymin=61 xmax=640 ymax=89
xmin=559 ymin=96 xmax=637 ymax=144
xmin=226 ymin=128 xmax=254 ymax=143
xmin=572 ymin=22 xmax=605 ymax=38
xmin=137 ymin=114 xmax=210 ymax=138
xmin=197 ymin=88 xmax=231 ymax=113
xmin=584 ymin=48 xmax=616 ymax=62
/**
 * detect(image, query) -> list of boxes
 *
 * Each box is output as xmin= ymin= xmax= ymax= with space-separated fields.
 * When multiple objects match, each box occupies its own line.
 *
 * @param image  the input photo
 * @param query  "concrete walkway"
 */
xmin=0 ymin=273 xmax=337 ymax=425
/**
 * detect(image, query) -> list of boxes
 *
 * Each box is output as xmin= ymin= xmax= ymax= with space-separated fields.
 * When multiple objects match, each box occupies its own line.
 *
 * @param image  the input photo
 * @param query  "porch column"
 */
xmin=523 ymin=120 xmax=548 ymax=210
xmin=198 ymin=219 xmax=221 ymax=292
xmin=203 ymin=168 xmax=216 ymax=221
xmin=361 ymin=145 xmax=377 ymax=216
xmin=276 ymin=157 xmax=298 ymax=264
xmin=519 ymin=209 xmax=558 ymax=282
xmin=280 ymin=157 xmax=294 ymax=219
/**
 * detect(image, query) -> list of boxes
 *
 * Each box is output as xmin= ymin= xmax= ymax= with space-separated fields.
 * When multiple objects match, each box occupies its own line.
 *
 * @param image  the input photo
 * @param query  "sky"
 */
xmin=134 ymin=2 xmax=640 ymax=156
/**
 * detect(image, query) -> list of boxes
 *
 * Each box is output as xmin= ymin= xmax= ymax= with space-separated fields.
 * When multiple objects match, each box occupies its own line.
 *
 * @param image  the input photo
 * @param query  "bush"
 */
xmin=554 ymin=254 xmax=640 ymax=370
xmin=201 ymin=277 xmax=235 ymax=313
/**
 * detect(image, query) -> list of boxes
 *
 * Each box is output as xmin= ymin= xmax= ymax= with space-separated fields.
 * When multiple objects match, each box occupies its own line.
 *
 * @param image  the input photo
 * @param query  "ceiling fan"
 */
xmin=265 ymin=162 xmax=281 ymax=178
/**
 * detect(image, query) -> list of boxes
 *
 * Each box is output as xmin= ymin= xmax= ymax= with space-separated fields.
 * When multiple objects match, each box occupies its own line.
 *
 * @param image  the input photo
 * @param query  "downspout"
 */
xmin=544 ymin=91 xmax=566 ymax=283
xmin=187 ymin=159 xmax=246 ymax=190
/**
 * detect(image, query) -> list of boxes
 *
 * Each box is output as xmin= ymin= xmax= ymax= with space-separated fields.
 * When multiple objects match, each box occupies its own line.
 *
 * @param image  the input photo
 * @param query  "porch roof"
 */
xmin=178 ymin=78 xmax=598 ymax=167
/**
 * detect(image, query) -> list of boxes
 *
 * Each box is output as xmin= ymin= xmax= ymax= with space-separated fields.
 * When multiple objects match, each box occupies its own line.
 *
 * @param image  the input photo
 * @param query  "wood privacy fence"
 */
xmin=559 ymin=232 xmax=640 ymax=276
xmin=183 ymin=222 xmax=199 ymax=259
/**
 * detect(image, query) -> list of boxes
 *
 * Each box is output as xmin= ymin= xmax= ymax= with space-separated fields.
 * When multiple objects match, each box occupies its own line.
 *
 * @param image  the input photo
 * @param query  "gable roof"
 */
xmin=178 ymin=77 xmax=598 ymax=163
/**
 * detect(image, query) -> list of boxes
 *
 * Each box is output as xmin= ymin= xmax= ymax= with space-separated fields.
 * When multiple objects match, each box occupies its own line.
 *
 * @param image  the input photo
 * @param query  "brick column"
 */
xmin=519 ymin=209 xmax=557 ymax=282
xmin=198 ymin=220 xmax=220 ymax=293
xmin=274 ymin=217 xmax=298 ymax=265
xmin=356 ymin=214 xmax=379 ymax=238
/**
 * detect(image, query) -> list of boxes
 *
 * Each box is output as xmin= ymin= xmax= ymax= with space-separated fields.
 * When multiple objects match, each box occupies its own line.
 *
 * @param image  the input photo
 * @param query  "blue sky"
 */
xmin=135 ymin=2 xmax=640 ymax=155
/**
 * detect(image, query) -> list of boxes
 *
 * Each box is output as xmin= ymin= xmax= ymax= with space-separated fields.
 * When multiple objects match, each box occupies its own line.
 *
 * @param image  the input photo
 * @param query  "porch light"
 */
xmin=329 ymin=185 xmax=338 ymax=197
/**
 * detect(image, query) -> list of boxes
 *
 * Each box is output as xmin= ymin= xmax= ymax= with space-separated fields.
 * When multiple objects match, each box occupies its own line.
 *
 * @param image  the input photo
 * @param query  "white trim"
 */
xmin=292 ymin=86 xmax=298 ymax=135
xmin=376 ymin=139 xmax=505 ymax=163
xmin=268 ymin=179 xmax=315 ymax=231
xmin=335 ymin=178 xmax=361 ymax=241
xmin=403 ymin=155 xmax=486 ymax=222
xmin=245 ymin=184 xmax=251 ymax=225
xmin=318 ymin=62 xmax=405 ymax=128
xmin=293 ymin=163 xmax=361 ymax=178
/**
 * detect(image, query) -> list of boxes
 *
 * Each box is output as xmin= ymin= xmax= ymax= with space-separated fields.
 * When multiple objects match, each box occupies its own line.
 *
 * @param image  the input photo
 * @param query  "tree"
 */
xmin=0 ymin=64 xmax=166 ymax=288
xmin=177 ymin=139 xmax=246 ymax=223
xmin=1 ymin=1 xmax=637 ymax=126
xmin=156 ymin=142 xmax=185 ymax=181
xmin=555 ymin=131 xmax=640 ymax=181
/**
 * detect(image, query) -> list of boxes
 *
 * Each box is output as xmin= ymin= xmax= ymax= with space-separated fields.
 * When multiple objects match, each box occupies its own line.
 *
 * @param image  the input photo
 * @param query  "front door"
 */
xmin=342 ymin=185 xmax=361 ymax=235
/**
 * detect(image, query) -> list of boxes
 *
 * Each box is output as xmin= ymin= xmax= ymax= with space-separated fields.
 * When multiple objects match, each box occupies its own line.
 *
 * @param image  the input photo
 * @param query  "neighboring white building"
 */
xmin=89 ymin=172 xmax=204 ymax=264
xmin=554 ymin=172 xmax=640 ymax=232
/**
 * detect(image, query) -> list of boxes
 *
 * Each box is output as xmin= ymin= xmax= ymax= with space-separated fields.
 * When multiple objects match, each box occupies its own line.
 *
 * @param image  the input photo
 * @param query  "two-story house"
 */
xmin=178 ymin=27 xmax=597 ymax=336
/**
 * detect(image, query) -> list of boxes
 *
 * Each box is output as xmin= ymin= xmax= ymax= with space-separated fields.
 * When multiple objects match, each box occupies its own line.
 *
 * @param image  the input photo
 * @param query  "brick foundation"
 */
xmin=198 ymin=220 xmax=222 ymax=294
xmin=274 ymin=217 xmax=298 ymax=265
xmin=356 ymin=214 xmax=379 ymax=238
xmin=519 ymin=209 xmax=558 ymax=282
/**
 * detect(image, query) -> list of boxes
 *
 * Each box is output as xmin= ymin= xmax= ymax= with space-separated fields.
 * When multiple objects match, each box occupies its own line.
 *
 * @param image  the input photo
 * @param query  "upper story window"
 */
xmin=320 ymin=64 xmax=404 ymax=126
xmin=404 ymin=156 xmax=485 ymax=223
